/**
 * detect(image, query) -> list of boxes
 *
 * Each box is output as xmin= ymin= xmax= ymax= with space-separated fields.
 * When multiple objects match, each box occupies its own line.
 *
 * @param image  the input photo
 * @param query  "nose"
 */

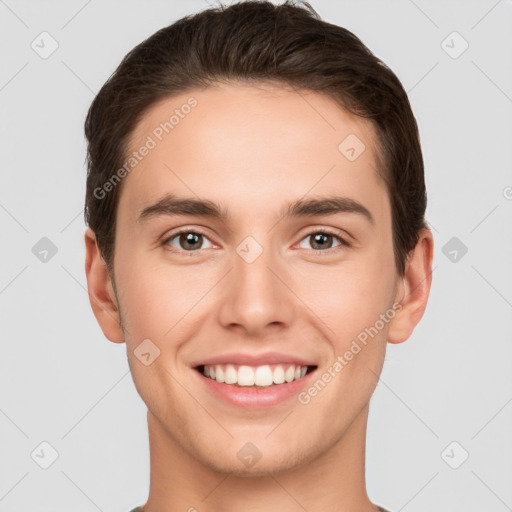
xmin=217 ymin=243 xmax=296 ymax=337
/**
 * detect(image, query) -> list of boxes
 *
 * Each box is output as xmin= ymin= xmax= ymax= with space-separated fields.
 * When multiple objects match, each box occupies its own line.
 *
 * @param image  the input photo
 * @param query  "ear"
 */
xmin=387 ymin=227 xmax=434 ymax=344
xmin=84 ymin=227 xmax=125 ymax=343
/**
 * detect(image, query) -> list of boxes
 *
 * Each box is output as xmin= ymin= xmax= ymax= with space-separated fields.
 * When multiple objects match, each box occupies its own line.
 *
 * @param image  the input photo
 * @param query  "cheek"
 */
xmin=115 ymin=253 xmax=217 ymax=340
xmin=115 ymin=257 xmax=209 ymax=419
xmin=291 ymin=254 xmax=396 ymax=340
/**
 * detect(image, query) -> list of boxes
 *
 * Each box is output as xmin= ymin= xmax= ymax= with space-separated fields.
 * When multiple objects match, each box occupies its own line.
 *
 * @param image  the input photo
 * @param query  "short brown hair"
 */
xmin=84 ymin=0 xmax=427 ymax=276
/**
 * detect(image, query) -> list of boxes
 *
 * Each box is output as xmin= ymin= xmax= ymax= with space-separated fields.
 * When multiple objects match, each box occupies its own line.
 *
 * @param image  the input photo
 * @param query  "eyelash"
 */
xmin=162 ymin=228 xmax=351 ymax=255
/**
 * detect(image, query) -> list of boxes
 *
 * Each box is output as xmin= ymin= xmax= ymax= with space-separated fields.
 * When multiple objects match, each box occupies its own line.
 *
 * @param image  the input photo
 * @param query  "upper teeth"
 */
xmin=202 ymin=364 xmax=308 ymax=387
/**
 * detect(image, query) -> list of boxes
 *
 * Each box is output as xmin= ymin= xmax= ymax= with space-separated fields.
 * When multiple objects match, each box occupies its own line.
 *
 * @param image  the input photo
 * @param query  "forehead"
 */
xmin=120 ymin=82 xmax=389 ymax=224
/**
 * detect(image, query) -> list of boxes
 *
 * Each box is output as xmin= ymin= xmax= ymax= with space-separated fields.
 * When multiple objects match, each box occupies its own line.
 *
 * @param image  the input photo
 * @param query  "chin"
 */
xmin=198 ymin=443 xmax=313 ymax=478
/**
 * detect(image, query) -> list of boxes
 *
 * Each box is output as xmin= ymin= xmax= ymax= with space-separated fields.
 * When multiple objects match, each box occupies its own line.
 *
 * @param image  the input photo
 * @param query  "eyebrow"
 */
xmin=138 ymin=193 xmax=374 ymax=225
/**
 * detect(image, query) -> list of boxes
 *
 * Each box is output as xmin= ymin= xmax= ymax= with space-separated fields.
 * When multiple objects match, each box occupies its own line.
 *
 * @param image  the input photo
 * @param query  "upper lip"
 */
xmin=192 ymin=351 xmax=317 ymax=368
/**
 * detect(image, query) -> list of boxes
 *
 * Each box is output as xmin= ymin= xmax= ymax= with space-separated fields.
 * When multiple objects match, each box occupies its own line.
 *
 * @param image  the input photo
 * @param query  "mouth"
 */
xmin=195 ymin=363 xmax=318 ymax=388
xmin=191 ymin=352 xmax=319 ymax=408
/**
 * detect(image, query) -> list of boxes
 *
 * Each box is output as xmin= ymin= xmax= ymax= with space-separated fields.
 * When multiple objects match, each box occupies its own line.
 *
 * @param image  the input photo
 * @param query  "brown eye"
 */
xmin=298 ymin=231 xmax=349 ymax=251
xmin=165 ymin=231 xmax=214 ymax=251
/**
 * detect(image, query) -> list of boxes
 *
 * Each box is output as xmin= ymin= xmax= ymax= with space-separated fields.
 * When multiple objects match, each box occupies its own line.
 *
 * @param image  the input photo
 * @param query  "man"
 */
xmin=84 ymin=1 xmax=433 ymax=511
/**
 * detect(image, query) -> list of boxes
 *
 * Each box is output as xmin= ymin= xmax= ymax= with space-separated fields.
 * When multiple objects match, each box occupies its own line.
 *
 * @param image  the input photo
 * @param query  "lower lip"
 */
xmin=193 ymin=368 xmax=317 ymax=409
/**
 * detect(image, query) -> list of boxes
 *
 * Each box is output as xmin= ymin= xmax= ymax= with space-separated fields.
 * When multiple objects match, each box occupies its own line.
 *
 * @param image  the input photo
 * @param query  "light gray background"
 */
xmin=1 ymin=0 xmax=511 ymax=510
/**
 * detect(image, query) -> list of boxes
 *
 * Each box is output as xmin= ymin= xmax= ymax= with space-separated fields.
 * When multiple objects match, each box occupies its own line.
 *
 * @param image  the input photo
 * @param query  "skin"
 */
xmin=85 ymin=82 xmax=433 ymax=512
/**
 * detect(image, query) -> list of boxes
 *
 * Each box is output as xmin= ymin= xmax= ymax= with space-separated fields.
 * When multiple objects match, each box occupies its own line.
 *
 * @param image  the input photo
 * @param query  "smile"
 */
xmin=198 ymin=363 xmax=315 ymax=387
xmin=191 ymin=352 xmax=318 ymax=408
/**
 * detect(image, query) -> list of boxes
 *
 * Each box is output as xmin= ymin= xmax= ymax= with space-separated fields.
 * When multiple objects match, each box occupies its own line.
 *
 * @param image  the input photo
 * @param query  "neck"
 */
xmin=142 ymin=405 xmax=376 ymax=512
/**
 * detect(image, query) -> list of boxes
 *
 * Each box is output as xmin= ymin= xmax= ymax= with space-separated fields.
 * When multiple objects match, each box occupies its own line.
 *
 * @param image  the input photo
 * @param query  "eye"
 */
xmin=163 ymin=230 xmax=214 ymax=252
xmin=162 ymin=228 xmax=350 ymax=254
xmin=297 ymin=230 xmax=350 ymax=251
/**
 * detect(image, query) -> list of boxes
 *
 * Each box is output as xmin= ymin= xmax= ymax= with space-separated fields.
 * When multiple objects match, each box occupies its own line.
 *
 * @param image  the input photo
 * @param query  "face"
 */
xmin=107 ymin=82 xmax=403 ymax=475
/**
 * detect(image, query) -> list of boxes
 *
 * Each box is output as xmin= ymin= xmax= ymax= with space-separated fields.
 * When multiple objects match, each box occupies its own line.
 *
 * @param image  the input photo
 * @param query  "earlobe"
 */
xmin=84 ymin=228 xmax=125 ymax=343
xmin=387 ymin=227 xmax=434 ymax=344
